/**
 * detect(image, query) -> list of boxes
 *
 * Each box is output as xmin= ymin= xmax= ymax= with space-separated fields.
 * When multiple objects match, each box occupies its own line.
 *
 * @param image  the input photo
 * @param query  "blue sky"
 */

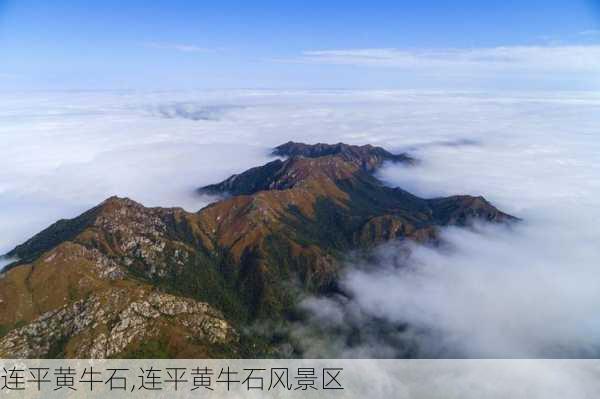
xmin=1 ymin=0 xmax=599 ymax=90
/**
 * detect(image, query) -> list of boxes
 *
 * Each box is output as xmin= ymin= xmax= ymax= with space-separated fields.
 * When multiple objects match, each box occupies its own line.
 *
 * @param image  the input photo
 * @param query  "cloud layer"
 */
xmin=1 ymin=90 xmax=599 ymax=358
xmin=143 ymin=42 xmax=214 ymax=53
xmin=294 ymin=46 xmax=600 ymax=72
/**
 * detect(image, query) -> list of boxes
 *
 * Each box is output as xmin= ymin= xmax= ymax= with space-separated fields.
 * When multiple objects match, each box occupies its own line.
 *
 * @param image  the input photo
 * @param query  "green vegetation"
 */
xmin=118 ymin=339 xmax=171 ymax=359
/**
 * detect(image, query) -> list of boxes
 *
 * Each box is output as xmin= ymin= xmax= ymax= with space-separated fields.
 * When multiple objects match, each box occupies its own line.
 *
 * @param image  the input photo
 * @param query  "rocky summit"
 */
xmin=0 ymin=142 xmax=516 ymax=358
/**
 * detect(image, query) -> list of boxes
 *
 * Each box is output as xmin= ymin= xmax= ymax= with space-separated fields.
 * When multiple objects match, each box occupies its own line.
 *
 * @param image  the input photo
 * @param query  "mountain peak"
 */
xmin=201 ymin=141 xmax=414 ymax=196
xmin=273 ymin=141 xmax=414 ymax=171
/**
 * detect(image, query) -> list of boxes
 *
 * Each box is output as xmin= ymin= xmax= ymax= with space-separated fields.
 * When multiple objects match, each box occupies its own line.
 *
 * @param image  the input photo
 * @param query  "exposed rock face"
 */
xmin=0 ymin=141 xmax=517 ymax=358
xmin=0 ymin=288 xmax=237 ymax=358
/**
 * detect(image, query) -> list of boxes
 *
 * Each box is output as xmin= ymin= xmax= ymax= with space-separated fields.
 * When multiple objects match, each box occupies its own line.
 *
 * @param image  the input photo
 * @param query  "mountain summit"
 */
xmin=273 ymin=141 xmax=415 ymax=170
xmin=200 ymin=141 xmax=414 ymax=196
xmin=0 ymin=142 xmax=516 ymax=358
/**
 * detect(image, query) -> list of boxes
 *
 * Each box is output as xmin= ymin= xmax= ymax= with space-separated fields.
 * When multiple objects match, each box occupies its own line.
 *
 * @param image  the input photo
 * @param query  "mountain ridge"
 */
xmin=0 ymin=141 xmax=517 ymax=358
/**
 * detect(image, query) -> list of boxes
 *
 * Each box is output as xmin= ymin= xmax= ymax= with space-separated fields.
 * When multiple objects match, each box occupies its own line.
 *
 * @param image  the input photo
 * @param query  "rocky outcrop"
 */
xmin=0 ymin=288 xmax=237 ymax=358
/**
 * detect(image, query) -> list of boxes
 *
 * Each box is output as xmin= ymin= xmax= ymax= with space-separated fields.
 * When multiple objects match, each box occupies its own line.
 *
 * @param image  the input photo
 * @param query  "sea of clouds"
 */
xmin=1 ymin=89 xmax=599 ymax=357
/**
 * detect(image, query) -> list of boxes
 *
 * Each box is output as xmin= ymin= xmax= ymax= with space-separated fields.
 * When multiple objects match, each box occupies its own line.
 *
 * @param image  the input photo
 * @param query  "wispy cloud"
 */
xmin=284 ymin=46 xmax=600 ymax=73
xmin=0 ymin=73 xmax=21 ymax=79
xmin=579 ymin=29 xmax=600 ymax=36
xmin=143 ymin=42 xmax=214 ymax=53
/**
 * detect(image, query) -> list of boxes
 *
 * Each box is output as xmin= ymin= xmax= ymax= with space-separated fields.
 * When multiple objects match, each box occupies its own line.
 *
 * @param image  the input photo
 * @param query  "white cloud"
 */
xmin=289 ymin=46 xmax=600 ymax=73
xmin=143 ymin=42 xmax=214 ymax=53
xmin=579 ymin=29 xmax=600 ymax=36
xmin=335 ymin=221 xmax=600 ymax=357
xmin=0 ymin=73 xmax=20 ymax=79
